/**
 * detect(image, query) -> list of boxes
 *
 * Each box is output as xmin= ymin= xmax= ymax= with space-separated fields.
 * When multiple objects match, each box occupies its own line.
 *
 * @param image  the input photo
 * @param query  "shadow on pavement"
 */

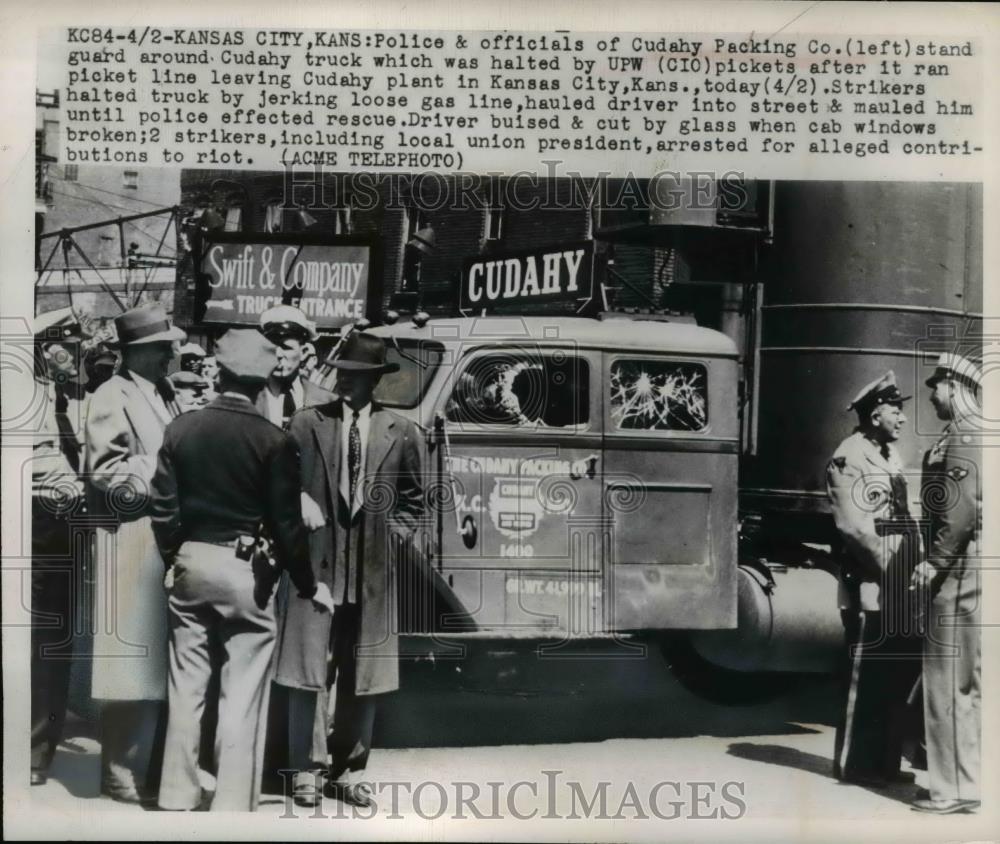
xmin=373 ymin=646 xmax=840 ymax=748
xmin=726 ymin=742 xmax=921 ymax=806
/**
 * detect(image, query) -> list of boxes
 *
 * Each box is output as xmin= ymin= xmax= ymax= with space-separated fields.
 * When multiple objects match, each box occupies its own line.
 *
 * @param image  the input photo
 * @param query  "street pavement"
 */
xmin=27 ymin=640 xmax=933 ymax=825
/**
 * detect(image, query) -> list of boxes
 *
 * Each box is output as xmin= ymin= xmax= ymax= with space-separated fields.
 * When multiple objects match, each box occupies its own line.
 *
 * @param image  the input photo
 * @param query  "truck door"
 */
xmin=601 ymin=353 xmax=738 ymax=631
xmin=434 ymin=344 xmax=606 ymax=635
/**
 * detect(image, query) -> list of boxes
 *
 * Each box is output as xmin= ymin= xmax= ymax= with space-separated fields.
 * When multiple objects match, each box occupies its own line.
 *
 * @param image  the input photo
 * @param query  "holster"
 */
xmin=237 ymin=531 xmax=279 ymax=610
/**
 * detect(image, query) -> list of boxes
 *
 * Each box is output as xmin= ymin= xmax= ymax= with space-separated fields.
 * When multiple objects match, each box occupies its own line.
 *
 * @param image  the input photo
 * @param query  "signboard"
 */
xmin=459 ymin=242 xmax=594 ymax=316
xmin=198 ymin=237 xmax=371 ymax=329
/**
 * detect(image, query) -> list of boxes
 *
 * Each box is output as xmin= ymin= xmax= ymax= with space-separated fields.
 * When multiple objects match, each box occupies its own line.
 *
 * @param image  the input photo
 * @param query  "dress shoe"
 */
xmin=337 ymin=782 xmax=375 ymax=809
xmin=292 ymin=770 xmax=324 ymax=807
xmin=30 ymin=770 xmax=47 ymax=786
xmin=101 ymin=776 xmax=157 ymax=805
xmin=914 ymin=788 xmax=930 ymax=801
xmin=910 ymin=797 xmax=976 ymax=814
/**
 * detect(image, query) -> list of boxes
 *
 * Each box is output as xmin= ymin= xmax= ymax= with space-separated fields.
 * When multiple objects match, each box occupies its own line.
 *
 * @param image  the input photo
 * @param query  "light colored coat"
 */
xmin=84 ymin=371 xmax=179 ymax=700
xmin=826 ymin=430 xmax=914 ymax=612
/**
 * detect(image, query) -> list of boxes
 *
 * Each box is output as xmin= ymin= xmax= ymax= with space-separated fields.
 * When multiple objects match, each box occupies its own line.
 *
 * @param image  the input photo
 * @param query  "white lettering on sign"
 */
xmin=201 ymin=241 xmax=370 ymax=328
xmin=465 ymin=248 xmax=587 ymax=305
xmin=506 ymin=578 xmax=603 ymax=597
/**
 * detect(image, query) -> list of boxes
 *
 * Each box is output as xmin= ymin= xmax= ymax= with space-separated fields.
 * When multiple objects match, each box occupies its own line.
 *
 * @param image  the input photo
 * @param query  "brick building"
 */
xmin=176 ymin=169 xmax=769 ymax=355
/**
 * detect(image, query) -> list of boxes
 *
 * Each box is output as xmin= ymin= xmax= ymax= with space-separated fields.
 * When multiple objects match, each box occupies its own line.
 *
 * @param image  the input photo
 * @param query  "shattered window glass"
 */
xmin=610 ymin=360 xmax=708 ymax=431
xmin=446 ymin=352 xmax=589 ymax=428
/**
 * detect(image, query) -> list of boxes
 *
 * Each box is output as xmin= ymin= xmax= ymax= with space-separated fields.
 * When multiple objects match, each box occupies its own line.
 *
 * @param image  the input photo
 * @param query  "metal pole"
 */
xmin=66 ymin=234 xmax=127 ymax=313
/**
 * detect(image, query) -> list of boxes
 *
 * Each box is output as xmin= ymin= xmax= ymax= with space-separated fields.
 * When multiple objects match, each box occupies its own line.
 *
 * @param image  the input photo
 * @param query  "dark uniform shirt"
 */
xmin=150 ymin=393 xmax=316 ymax=598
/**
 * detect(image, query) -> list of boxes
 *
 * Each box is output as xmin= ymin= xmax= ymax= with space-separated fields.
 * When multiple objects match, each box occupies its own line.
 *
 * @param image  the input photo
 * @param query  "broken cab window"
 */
xmin=610 ymin=359 xmax=708 ymax=432
xmin=446 ymin=352 xmax=589 ymax=428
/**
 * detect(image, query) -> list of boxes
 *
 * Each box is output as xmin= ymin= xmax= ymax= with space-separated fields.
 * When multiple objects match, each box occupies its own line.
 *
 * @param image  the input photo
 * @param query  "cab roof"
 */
xmin=369 ymin=316 xmax=738 ymax=357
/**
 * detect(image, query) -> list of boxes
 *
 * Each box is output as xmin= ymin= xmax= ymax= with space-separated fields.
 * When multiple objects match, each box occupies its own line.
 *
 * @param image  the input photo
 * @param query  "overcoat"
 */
xmin=272 ymin=400 xmax=424 ymax=696
xmin=84 ymin=371 xmax=179 ymax=700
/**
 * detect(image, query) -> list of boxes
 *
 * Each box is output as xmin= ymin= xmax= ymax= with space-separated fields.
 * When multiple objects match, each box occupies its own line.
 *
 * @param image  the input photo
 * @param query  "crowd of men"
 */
xmin=30 ymin=302 xmax=422 ymax=811
xmin=29 ymin=299 xmax=984 ymax=815
xmin=827 ymin=359 xmax=982 ymax=814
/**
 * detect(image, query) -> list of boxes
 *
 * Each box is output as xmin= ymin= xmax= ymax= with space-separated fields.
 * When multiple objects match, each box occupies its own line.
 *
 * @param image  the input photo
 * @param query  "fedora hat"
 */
xmin=113 ymin=305 xmax=186 ymax=346
xmin=327 ymin=331 xmax=399 ymax=374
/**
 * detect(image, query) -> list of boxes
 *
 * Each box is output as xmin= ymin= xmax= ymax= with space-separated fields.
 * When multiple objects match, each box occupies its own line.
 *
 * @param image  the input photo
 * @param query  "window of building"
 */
xmin=406 ymin=204 xmax=426 ymax=243
xmin=264 ymin=200 xmax=284 ymax=233
xmin=223 ymin=206 xmax=243 ymax=232
xmin=485 ymin=203 xmax=505 ymax=241
xmin=63 ymin=164 xmax=79 ymax=182
xmin=334 ymin=205 xmax=352 ymax=235
xmin=446 ymin=352 xmax=589 ymax=428
xmin=122 ymin=170 xmax=138 ymax=190
xmin=403 ymin=204 xmax=428 ymax=291
xmin=609 ymin=359 xmax=708 ymax=431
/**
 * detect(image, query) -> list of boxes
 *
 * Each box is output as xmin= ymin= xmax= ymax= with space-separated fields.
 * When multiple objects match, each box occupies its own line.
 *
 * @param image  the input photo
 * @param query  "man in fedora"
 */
xmin=83 ymin=303 xmax=185 ymax=802
xmin=826 ymin=371 xmax=922 ymax=787
xmin=257 ymin=305 xmax=334 ymax=429
xmin=151 ymin=329 xmax=333 ymax=811
xmin=910 ymin=353 xmax=982 ymax=814
xmin=272 ymin=331 xmax=424 ymax=808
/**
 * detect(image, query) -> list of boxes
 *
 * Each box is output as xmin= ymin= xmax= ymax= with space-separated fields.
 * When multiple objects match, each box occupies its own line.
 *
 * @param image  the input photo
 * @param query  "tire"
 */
xmin=658 ymin=634 xmax=801 ymax=706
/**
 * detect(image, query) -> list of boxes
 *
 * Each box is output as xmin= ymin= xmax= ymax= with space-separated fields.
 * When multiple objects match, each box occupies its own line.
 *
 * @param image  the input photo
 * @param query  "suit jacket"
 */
xmin=83 ymin=371 xmax=181 ymax=524
xmin=827 ymin=431 xmax=916 ymax=612
xmin=149 ymin=394 xmax=316 ymax=598
xmin=273 ymin=399 xmax=423 ymax=695
xmin=254 ymin=375 xmax=335 ymax=427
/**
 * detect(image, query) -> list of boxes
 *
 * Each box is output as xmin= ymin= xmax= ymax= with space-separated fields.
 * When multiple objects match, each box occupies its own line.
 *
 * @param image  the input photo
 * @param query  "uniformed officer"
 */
xmin=168 ymin=370 xmax=210 ymax=412
xmin=178 ymin=342 xmax=207 ymax=376
xmin=151 ymin=329 xmax=334 ymax=811
xmin=910 ymin=353 xmax=982 ymax=814
xmin=827 ymin=371 xmax=922 ymax=786
xmin=257 ymin=306 xmax=335 ymax=429
xmin=30 ymin=310 xmax=86 ymax=786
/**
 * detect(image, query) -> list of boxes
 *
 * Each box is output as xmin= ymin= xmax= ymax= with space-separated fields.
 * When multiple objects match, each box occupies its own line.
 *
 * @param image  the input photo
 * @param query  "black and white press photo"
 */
xmin=2 ymin=3 xmax=997 ymax=841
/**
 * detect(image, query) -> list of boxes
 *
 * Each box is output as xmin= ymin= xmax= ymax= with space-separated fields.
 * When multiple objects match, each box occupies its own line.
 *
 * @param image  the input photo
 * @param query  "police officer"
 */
xmin=151 ymin=329 xmax=333 ymax=811
xmin=30 ymin=310 xmax=86 ymax=786
xmin=168 ymin=370 xmax=209 ymax=412
xmin=257 ymin=306 xmax=335 ymax=429
xmin=826 ymin=371 xmax=921 ymax=786
xmin=910 ymin=353 xmax=981 ymax=814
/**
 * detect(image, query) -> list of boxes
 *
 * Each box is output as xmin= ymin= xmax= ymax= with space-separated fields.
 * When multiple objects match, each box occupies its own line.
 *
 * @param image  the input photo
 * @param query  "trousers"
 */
xmin=31 ymin=510 xmax=78 ymax=774
xmin=158 ymin=542 xmax=277 ymax=811
xmin=923 ymin=564 xmax=980 ymax=802
xmin=834 ymin=608 xmax=922 ymax=781
xmin=287 ymin=603 xmax=377 ymax=781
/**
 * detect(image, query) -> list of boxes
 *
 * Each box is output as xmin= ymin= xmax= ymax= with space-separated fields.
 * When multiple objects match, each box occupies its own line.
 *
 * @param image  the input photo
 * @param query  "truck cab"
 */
xmin=319 ymin=314 xmax=739 ymax=641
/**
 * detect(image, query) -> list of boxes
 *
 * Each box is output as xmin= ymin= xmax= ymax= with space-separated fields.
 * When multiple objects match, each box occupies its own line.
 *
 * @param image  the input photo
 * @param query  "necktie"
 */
xmin=349 ymin=410 xmax=361 ymax=504
xmin=53 ymin=390 xmax=80 ymax=474
xmin=282 ymin=384 xmax=296 ymax=429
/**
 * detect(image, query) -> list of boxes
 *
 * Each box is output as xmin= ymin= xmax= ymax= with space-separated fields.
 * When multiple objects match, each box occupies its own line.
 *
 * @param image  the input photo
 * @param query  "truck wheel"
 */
xmin=658 ymin=634 xmax=801 ymax=706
